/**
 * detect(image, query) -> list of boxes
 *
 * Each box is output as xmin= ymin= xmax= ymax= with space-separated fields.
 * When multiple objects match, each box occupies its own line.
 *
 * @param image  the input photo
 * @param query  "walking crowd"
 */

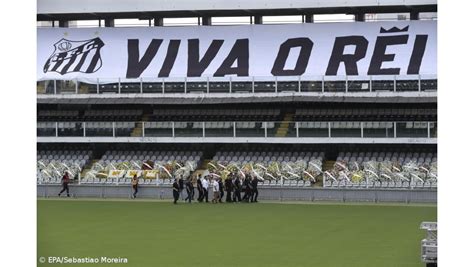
xmin=57 ymin=171 xmax=261 ymax=203
xmin=172 ymin=173 xmax=260 ymax=204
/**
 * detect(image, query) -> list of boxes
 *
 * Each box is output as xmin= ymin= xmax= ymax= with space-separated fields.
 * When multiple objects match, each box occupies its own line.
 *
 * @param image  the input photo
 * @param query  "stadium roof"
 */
xmin=37 ymin=0 xmax=437 ymax=21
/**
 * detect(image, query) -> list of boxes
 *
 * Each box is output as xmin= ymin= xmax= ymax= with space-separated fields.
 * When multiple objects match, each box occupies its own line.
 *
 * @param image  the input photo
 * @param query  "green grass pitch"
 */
xmin=38 ymin=199 xmax=436 ymax=267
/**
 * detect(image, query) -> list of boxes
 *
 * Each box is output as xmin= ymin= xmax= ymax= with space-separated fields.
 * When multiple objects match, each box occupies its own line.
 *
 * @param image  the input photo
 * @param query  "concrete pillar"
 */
xmin=154 ymin=17 xmax=164 ymax=26
xmin=254 ymin=15 xmax=263 ymax=24
xmin=105 ymin=19 xmax=115 ymax=27
xmin=202 ymin=16 xmax=212 ymax=25
xmin=59 ymin=20 xmax=69 ymax=28
xmin=410 ymin=11 xmax=420 ymax=20
xmin=355 ymin=13 xmax=365 ymax=22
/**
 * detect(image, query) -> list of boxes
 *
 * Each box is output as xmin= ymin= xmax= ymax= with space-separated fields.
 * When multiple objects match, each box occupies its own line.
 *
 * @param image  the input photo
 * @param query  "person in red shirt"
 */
xmin=58 ymin=171 xmax=70 ymax=197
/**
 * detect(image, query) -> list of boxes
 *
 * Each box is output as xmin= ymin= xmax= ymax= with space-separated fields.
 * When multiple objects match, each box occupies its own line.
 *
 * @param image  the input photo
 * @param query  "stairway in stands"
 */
xmin=80 ymin=159 xmax=99 ymax=180
xmin=37 ymin=83 xmax=45 ymax=94
xmin=131 ymin=114 xmax=149 ymax=137
xmin=79 ymin=84 xmax=90 ymax=94
xmin=322 ymin=160 xmax=335 ymax=172
xmin=275 ymin=112 xmax=294 ymax=137
xmin=191 ymin=159 xmax=212 ymax=178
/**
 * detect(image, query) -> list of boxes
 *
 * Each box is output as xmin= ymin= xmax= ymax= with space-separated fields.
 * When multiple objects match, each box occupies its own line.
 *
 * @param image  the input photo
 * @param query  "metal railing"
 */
xmin=36 ymin=75 xmax=437 ymax=95
xmin=420 ymin=222 xmax=437 ymax=264
xmin=323 ymin=176 xmax=437 ymax=189
xmin=37 ymin=121 xmax=437 ymax=139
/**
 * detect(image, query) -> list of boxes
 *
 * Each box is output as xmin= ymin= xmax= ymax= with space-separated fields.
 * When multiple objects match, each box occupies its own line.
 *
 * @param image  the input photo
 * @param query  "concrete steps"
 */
xmin=80 ymin=159 xmax=99 ymax=178
xmin=79 ymin=84 xmax=90 ymax=94
xmin=131 ymin=122 xmax=143 ymax=137
xmin=37 ymin=84 xmax=45 ymax=94
xmin=322 ymin=160 xmax=336 ymax=171
xmin=275 ymin=112 xmax=294 ymax=137
xmin=191 ymin=159 xmax=212 ymax=178
xmin=131 ymin=114 xmax=149 ymax=137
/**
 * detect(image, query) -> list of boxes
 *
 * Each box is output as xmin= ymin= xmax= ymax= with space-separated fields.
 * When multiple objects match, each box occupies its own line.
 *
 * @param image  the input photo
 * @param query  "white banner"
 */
xmin=37 ymin=21 xmax=436 ymax=82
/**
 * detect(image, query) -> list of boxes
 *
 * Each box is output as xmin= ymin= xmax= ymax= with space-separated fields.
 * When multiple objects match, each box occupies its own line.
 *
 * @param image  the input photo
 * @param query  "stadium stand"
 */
xmin=324 ymin=149 xmax=437 ymax=188
xmin=208 ymin=149 xmax=324 ymax=186
xmin=80 ymin=149 xmax=203 ymax=185
xmin=36 ymin=1 xmax=437 ymax=199
xmin=150 ymin=108 xmax=281 ymax=121
xmin=294 ymin=108 xmax=437 ymax=121
xmin=37 ymin=149 xmax=92 ymax=184
xmin=38 ymin=77 xmax=438 ymax=95
xmin=36 ymin=1 xmax=438 ymax=266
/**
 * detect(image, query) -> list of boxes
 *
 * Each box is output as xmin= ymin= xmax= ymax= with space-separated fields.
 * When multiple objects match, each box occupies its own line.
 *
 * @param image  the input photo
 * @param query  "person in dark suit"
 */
xmin=196 ymin=174 xmax=204 ymax=202
xmin=233 ymin=176 xmax=242 ymax=202
xmin=218 ymin=178 xmax=224 ymax=203
xmin=172 ymin=179 xmax=180 ymax=204
xmin=225 ymin=175 xmax=234 ymax=203
xmin=191 ymin=177 xmax=196 ymax=200
xmin=251 ymin=176 xmax=260 ymax=202
xmin=242 ymin=174 xmax=252 ymax=202
xmin=184 ymin=178 xmax=193 ymax=203
xmin=58 ymin=171 xmax=71 ymax=197
xmin=178 ymin=178 xmax=184 ymax=201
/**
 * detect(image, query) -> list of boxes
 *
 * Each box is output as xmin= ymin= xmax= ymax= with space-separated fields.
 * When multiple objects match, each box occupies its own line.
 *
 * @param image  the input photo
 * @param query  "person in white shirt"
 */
xmin=201 ymin=176 xmax=209 ymax=203
xmin=212 ymin=178 xmax=220 ymax=203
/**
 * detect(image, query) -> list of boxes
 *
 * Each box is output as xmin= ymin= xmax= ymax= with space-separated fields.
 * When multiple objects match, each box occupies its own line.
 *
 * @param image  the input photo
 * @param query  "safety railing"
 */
xmin=36 ymin=75 xmax=437 ymax=95
xmin=420 ymin=222 xmax=437 ymax=264
xmin=37 ymin=121 xmax=437 ymax=139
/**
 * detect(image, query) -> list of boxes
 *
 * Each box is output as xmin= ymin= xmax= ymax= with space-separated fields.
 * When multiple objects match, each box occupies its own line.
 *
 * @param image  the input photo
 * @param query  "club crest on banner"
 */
xmin=43 ymin=38 xmax=105 ymax=75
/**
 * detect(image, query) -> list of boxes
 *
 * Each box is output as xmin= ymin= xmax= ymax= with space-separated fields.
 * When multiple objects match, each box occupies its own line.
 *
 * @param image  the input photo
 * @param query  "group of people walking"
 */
xmin=57 ymin=171 xmax=261 ymax=204
xmin=172 ymin=173 xmax=260 ymax=204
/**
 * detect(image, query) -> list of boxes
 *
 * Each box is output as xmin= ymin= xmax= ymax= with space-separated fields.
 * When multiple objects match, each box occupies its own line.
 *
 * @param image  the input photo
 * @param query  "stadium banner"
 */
xmin=108 ymin=170 xmax=125 ymax=179
xmin=37 ymin=21 xmax=436 ymax=82
xmin=143 ymin=170 xmax=159 ymax=179
xmin=125 ymin=170 xmax=142 ymax=179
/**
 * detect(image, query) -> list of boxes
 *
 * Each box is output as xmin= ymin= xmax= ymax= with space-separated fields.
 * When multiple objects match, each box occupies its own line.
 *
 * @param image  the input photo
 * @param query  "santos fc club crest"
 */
xmin=43 ymin=38 xmax=104 ymax=75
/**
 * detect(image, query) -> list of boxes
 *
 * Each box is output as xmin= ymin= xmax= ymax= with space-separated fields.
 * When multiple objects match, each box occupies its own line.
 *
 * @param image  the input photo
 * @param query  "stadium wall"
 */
xmin=37 ymin=185 xmax=436 ymax=203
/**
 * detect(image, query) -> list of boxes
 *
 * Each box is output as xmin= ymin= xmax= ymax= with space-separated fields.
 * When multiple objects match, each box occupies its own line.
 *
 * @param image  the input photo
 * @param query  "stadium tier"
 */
xmin=37 ymin=108 xmax=436 ymax=122
xmin=37 ymin=76 xmax=437 ymax=95
xmin=325 ymin=150 xmax=437 ymax=188
xmin=37 ymin=149 xmax=93 ymax=184
xmin=36 ymin=145 xmax=437 ymax=189
xmin=37 ymin=120 xmax=437 ymax=139
xmin=81 ymin=149 xmax=203 ymax=185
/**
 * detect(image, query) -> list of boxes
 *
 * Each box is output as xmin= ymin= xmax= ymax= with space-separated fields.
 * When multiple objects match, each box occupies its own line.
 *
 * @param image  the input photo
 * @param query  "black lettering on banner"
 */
xmin=214 ymin=39 xmax=249 ymax=77
xmin=187 ymin=39 xmax=224 ymax=77
xmin=158 ymin=40 xmax=181 ymax=77
xmin=325 ymin=36 xmax=368 ymax=76
xmin=368 ymin=35 xmax=408 ymax=75
xmin=126 ymin=39 xmax=163 ymax=78
xmin=407 ymin=35 xmax=428 ymax=74
xmin=271 ymin=38 xmax=313 ymax=76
